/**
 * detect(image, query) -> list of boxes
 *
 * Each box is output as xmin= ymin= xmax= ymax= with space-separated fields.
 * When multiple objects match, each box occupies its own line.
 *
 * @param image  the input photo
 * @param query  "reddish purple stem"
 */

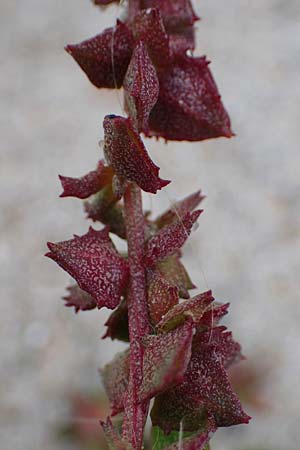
xmin=122 ymin=183 xmax=150 ymax=449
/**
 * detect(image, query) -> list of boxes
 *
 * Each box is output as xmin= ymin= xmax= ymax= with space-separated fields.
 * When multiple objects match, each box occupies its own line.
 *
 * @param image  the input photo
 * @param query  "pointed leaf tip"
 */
xmin=63 ymin=284 xmax=97 ymax=313
xmin=145 ymin=210 xmax=202 ymax=266
xmin=66 ymin=21 xmax=133 ymax=89
xmin=124 ymin=40 xmax=159 ymax=132
xmin=59 ymin=160 xmax=113 ymax=199
xmin=143 ymin=0 xmax=199 ymax=29
xmin=103 ymin=115 xmax=170 ymax=193
xmin=148 ymin=56 xmax=233 ymax=141
xmin=46 ymin=227 xmax=129 ymax=309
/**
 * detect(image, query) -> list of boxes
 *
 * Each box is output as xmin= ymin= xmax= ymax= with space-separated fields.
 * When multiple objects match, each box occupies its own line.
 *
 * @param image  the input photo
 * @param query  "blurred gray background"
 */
xmin=1 ymin=1 xmax=300 ymax=449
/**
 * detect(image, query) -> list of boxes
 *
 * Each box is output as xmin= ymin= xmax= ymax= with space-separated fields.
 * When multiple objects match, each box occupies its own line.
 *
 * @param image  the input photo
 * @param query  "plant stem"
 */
xmin=122 ymin=182 xmax=150 ymax=449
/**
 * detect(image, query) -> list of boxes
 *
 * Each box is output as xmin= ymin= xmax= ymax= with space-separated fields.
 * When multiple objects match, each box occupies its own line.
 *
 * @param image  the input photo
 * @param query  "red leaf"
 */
xmin=146 ymin=269 xmax=179 ymax=324
xmin=156 ymin=290 xmax=213 ymax=333
xmin=63 ymin=284 xmax=97 ymax=313
xmin=101 ymin=417 xmax=134 ymax=450
xmin=148 ymin=56 xmax=233 ymax=141
xmin=101 ymin=321 xmax=194 ymax=415
xmin=101 ymin=350 xmax=130 ymax=415
xmin=156 ymin=253 xmax=195 ymax=299
xmin=138 ymin=319 xmax=194 ymax=402
xmin=142 ymin=0 xmax=199 ymax=29
xmin=46 ymin=227 xmax=129 ymax=309
xmin=151 ymin=341 xmax=250 ymax=433
xmin=65 ymin=20 xmax=134 ymax=89
xmin=103 ymin=115 xmax=170 ymax=193
xmin=84 ymin=186 xmax=126 ymax=239
xmin=132 ymin=8 xmax=170 ymax=67
xmin=124 ymin=41 xmax=159 ymax=132
xmin=169 ymin=25 xmax=196 ymax=57
xmin=155 ymin=190 xmax=205 ymax=229
xmin=102 ymin=299 xmax=129 ymax=342
xmin=144 ymin=210 xmax=202 ymax=266
xmin=59 ymin=160 xmax=113 ymax=199
xmin=194 ymin=326 xmax=244 ymax=369
xmin=199 ymin=302 xmax=230 ymax=329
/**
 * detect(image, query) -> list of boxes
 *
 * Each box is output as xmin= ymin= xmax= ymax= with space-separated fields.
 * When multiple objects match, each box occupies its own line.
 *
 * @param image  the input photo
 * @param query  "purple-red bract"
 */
xmin=59 ymin=160 xmax=113 ymax=199
xmin=147 ymin=269 xmax=179 ymax=324
xmin=63 ymin=284 xmax=97 ymax=313
xmin=144 ymin=210 xmax=202 ymax=266
xmin=66 ymin=20 xmax=134 ymax=89
xmin=148 ymin=56 xmax=233 ymax=141
xmin=124 ymin=40 xmax=159 ymax=132
xmin=103 ymin=115 xmax=170 ymax=193
xmin=46 ymin=227 xmax=129 ymax=309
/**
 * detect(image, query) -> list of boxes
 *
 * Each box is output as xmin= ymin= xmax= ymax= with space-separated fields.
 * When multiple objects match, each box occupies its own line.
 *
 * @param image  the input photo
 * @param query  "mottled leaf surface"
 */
xmin=59 ymin=160 xmax=113 ymax=199
xmin=148 ymin=56 xmax=233 ymax=141
xmin=156 ymin=252 xmax=195 ymax=299
xmin=101 ymin=417 xmax=134 ymax=450
xmin=194 ymin=326 xmax=244 ymax=369
xmin=84 ymin=187 xmax=126 ymax=239
xmin=63 ymin=284 xmax=97 ymax=313
xmin=103 ymin=299 xmax=129 ymax=342
xmin=156 ymin=290 xmax=213 ymax=333
xmin=103 ymin=115 xmax=169 ymax=193
xmin=144 ymin=210 xmax=202 ymax=266
xmin=147 ymin=269 xmax=179 ymax=324
xmin=151 ymin=341 xmax=250 ymax=433
xmin=66 ymin=21 xmax=134 ymax=89
xmin=46 ymin=227 xmax=129 ymax=309
xmin=138 ymin=319 xmax=194 ymax=402
xmin=142 ymin=0 xmax=199 ymax=29
xmin=132 ymin=8 xmax=170 ymax=67
xmin=199 ymin=302 xmax=230 ymax=329
xmin=169 ymin=25 xmax=196 ymax=56
xmin=155 ymin=190 xmax=204 ymax=229
xmin=124 ymin=40 xmax=159 ymax=132
xmin=101 ymin=350 xmax=130 ymax=415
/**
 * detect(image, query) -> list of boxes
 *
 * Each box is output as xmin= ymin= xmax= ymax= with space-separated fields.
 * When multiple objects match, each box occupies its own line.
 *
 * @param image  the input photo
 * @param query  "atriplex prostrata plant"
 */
xmin=46 ymin=1 xmax=250 ymax=449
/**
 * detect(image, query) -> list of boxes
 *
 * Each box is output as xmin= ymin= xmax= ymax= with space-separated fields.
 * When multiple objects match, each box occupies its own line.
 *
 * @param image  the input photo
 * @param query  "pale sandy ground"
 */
xmin=1 ymin=1 xmax=300 ymax=449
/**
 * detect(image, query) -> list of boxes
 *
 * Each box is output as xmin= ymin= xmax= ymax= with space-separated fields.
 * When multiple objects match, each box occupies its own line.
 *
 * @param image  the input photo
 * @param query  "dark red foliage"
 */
xmin=148 ymin=56 xmax=233 ymax=141
xmin=151 ymin=337 xmax=250 ymax=433
xmin=168 ymin=25 xmax=196 ymax=57
xmin=144 ymin=210 xmax=202 ymax=266
xmin=103 ymin=114 xmax=170 ymax=193
xmin=124 ymin=40 xmax=159 ymax=132
xmin=155 ymin=190 xmax=205 ymax=229
xmin=156 ymin=251 xmax=196 ymax=299
xmin=102 ymin=299 xmax=129 ymax=342
xmin=84 ymin=186 xmax=127 ymax=239
xmin=138 ymin=319 xmax=194 ymax=402
xmin=156 ymin=290 xmax=213 ymax=332
xmin=132 ymin=8 xmax=170 ymax=67
xmin=63 ymin=284 xmax=97 ymax=313
xmin=66 ymin=20 xmax=134 ymax=89
xmin=46 ymin=227 xmax=129 ymax=309
xmin=59 ymin=160 xmax=113 ymax=199
xmin=101 ymin=417 xmax=133 ymax=450
xmin=101 ymin=350 xmax=130 ymax=415
xmin=147 ymin=269 xmax=179 ymax=324
xmin=50 ymin=1 xmax=249 ymax=449
xmin=142 ymin=0 xmax=199 ymax=29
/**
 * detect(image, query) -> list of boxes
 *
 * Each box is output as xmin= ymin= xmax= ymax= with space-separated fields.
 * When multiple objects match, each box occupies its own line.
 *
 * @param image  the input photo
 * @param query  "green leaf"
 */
xmin=151 ymin=427 xmax=193 ymax=450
